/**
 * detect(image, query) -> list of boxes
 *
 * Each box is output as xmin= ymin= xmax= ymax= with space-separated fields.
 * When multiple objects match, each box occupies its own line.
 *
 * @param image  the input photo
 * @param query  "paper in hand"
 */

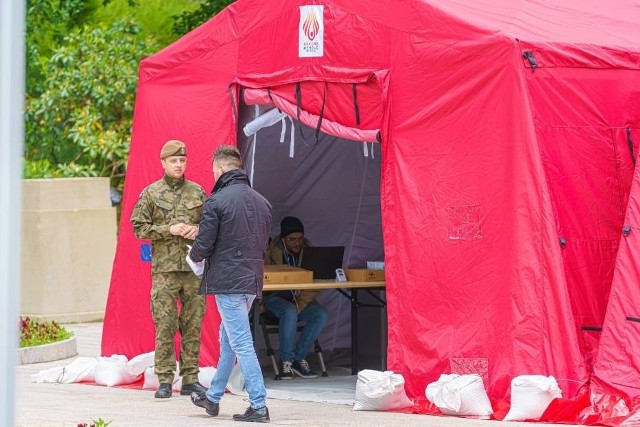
xmin=186 ymin=245 xmax=205 ymax=276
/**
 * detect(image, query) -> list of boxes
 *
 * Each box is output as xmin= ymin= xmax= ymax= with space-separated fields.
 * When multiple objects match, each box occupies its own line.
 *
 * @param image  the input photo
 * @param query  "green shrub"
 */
xmin=19 ymin=317 xmax=73 ymax=348
xmin=24 ymin=19 xmax=161 ymax=193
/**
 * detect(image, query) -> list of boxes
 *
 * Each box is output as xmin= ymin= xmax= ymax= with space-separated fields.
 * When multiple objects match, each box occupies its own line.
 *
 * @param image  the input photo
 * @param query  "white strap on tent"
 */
xmin=289 ymin=116 xmax=295 ymax=158
xmin=243 ymin=107 xmax=285 ymax=137
xmin=249 ymin=105 xmax=259 ymax=185
xmin=279 ymin=116 xmax=287 ymax=143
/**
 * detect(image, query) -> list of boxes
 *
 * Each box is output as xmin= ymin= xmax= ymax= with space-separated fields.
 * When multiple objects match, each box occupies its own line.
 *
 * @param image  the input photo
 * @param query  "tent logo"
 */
xmin=303 ymin=10 xmax=320 ymax=40
xmin=299 ymin=5 xmax=324 ymax=58
xmin=447 ymin=205 xmax=482 ymax=240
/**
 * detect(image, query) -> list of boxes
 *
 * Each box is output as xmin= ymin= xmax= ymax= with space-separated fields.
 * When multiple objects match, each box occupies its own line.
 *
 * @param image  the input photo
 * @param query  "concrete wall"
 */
xmin=21 ymin=178 xmax=117 ymax=323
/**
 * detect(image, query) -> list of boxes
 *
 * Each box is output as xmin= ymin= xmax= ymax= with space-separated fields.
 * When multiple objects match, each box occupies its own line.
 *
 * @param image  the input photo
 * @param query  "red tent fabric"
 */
xmin=592 ymin=151 xmax=640 ymax=401
xmin=103 ymin=0 xmax=640 ymax=419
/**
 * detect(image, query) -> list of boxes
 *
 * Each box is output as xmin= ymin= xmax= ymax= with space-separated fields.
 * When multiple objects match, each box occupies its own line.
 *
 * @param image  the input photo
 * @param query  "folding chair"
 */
xmin=259 ymin=311 xmax=328 ymax=380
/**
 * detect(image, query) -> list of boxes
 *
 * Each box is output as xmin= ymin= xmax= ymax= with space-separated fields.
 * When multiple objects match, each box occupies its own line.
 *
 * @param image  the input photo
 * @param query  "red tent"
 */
xmin=103 ymin=0 xmax=640 ymax=421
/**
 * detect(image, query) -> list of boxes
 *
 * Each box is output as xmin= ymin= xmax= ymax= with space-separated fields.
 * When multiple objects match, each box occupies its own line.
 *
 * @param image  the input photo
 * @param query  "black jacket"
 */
xmin=189 ymin=169 xmax=273 ymax=296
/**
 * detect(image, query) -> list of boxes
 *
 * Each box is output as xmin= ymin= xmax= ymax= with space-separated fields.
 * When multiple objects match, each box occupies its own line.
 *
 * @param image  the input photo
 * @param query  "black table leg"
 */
xmin=351 ymin=289 xmax=358 ymax=375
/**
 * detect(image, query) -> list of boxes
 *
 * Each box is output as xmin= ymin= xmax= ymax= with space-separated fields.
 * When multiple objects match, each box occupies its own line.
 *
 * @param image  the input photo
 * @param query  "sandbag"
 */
xmin=504 ymin=375 xmax=562 ymax=421
xmin=31 ymin=357 xmax=98 ymax=384
xmin=198 ymin=366 xmax=217 ymax=388
xmin=425 ymin=374 xmax=493 ymax=418
xmin=141 ymin=365 xmax=182 ymax=391
xmin=126 ymin=351 xmax=155 ymax=376
xmin=226 ymin=363 xmax=245 ymax=394
xmin=94 ymin=355 xmax=141 ymax=387
xmin=353 ymin=370 xmax=413 ymax=411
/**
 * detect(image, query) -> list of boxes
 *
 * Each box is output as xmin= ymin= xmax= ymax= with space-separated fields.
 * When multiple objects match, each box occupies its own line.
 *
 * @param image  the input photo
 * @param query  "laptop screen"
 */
xmin=300 ymin=246 xmax=345 ymax=280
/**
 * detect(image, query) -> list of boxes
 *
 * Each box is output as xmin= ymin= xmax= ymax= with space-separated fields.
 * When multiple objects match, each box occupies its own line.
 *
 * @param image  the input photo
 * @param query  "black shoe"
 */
xmin=190 ymin=391 xmax=219 ymax=416
xmin=154 ymin=383 xmax=172 ymax=398
xmin=291 ymin=359 xmax=318 ymax=378
xmin=181 ymin=381 xmax=207 ymax=396
xmin=278 ymin=360 xmax=294 ymax=380
xmin=232 ymin=406 xmax=270 ymax=423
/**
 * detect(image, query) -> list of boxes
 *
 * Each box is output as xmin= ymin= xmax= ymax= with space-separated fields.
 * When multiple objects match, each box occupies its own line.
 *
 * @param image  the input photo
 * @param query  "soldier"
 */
xmin=130 ymin=139 xmax=207 ymax=399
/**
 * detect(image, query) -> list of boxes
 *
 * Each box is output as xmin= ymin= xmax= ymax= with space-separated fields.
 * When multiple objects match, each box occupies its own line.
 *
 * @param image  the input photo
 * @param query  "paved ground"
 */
xmin=14 ymin=323 xmax=571 ymax=427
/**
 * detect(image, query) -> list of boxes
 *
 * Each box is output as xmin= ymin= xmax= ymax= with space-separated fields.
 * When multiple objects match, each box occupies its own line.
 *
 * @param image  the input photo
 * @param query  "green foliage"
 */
xmin=19 ymin=317 xmax=73 ymax=348
xmin=172 ymin=0 xmax=234 ymax=36
xmin=77 ymin=418 xmax=112 ymax=427
xmin=92 ymin=0 xmax=202 ymax=45
xmin=26 ymin=0 xmax=103 ymax=92
xmin=24 ymin=0 xmax=230 ymax=191
xmin=24 ymin=19 xmax=161 ymax=191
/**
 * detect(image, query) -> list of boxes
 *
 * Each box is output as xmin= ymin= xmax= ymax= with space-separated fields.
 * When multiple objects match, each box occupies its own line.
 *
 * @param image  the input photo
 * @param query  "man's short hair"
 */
xmin=213 ymin=145 xmax=242 ymax=168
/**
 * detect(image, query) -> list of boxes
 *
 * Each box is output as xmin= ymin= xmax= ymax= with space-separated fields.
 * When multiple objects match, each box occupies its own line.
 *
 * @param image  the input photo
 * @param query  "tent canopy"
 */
xmin=103 ymin=0 xmax=640 ymax=411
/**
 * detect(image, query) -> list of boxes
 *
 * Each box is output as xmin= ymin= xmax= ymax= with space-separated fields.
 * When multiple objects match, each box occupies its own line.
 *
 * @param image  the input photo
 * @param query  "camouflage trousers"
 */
xmin=151 ymin=271 xmax=205 ymax=385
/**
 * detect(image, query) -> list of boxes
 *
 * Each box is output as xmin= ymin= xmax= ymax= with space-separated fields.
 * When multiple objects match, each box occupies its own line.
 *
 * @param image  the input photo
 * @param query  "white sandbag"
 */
xmin=504 ymin=375 xmax=562 ymax=421
xmin=353 ymin=370 xmax=413 ymax=411
xmin=126 ymin=351 xmax=155 ymax=376
xmin=198 ymin=366 xmax=217 ymax=388
xmin=30 ymin=357 xmax=98 ymax=384
xmin=94 ymin=354 xmax=141 ymax=387
xmin=425 ymin=374 xmax=493 ymax=418
xmin=141 ymin=365 xmax=182 ymax=391
xmin=142 ymin=366 xmax=158 ymax=390
xmin=141 ymin=363 xmax=215 ymax=391
xmin=226 ymin=363 xmax=245 ymax=394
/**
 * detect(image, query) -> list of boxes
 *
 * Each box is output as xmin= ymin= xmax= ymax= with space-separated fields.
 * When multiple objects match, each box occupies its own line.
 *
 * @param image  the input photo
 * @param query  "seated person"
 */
xmin=263 ymin=216 xmax=329 ymax=379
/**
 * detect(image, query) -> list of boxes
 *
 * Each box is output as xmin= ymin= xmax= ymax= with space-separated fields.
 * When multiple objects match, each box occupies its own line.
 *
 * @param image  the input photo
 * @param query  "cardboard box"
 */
xmin=263 ymin=264 xmax=313 ymax=284
xmin=345 ymin=268 xmax=385 ymax=282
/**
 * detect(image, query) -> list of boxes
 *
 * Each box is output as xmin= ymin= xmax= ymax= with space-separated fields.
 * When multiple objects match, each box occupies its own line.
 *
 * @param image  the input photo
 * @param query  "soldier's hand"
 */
xmin=169 ymin=223 xmax=188 ymax=236
xmin=182 ymin=225 xmax=199 ymax=240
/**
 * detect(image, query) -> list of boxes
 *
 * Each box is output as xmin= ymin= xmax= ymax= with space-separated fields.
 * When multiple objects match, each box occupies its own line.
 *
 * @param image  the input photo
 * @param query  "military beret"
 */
xmin=160 ymin=140 xmax=187 ymax=159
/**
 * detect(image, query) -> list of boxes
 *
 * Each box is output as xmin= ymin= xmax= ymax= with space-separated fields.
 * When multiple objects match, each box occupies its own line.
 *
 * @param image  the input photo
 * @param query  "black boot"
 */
xmin=154 ymin=383 xmax=172 ymax=399
xmin=232 ymin=406 xmax=270 ymax=422
xmin=181 ymin=381 xmax=207 ymax=396
xmin=190 ymin=391 xmax=219 ymax=416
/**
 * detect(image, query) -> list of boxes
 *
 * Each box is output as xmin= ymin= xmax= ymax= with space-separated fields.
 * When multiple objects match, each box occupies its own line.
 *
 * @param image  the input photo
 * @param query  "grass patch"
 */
xmin=20 ymin=317 xmax=73 ymax=348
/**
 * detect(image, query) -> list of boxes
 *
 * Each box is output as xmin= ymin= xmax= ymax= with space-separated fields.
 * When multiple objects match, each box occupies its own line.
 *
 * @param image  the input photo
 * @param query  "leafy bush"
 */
xmin=19 ymin=317 xmax=73 ymax=348
xmin=24 ymin=19 xmax=161 ymax=192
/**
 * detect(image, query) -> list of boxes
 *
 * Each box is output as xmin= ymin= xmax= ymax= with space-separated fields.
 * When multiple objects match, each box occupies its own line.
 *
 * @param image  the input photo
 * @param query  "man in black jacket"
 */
xmin=188 ymin=145 xmax=273 ymax=423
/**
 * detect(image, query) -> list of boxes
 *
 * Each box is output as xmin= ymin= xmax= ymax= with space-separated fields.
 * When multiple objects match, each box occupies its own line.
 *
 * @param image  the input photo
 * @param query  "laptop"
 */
xmin=300 ymin=246 xmax=345 ymax=280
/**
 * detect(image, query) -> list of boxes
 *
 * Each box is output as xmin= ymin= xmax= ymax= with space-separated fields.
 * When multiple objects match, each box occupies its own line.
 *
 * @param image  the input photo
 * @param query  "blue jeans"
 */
xmin=206 ymin=294 xmax=266 ymax=409
xmin=264 ymin=297 xmax=329 ymax=362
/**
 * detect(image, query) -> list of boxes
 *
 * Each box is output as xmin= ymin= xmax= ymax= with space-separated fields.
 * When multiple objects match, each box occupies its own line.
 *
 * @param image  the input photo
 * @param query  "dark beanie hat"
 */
xmin=280 ymin=216 xmax=304 ymax=238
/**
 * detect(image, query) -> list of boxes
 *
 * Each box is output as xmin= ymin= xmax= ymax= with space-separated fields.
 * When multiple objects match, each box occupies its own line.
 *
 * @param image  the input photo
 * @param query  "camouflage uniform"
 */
xmin=130 ymin=174 xmax=206 ymax=385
